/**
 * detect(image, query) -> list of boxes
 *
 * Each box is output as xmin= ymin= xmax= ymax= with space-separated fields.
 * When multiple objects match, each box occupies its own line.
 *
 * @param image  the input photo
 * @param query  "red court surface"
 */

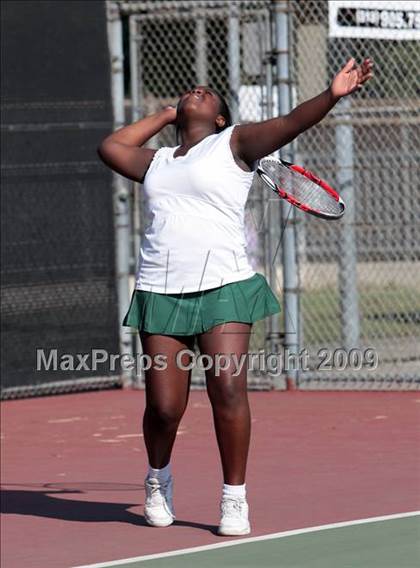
xmin=1 ymin=389 xmax=420 ymax=568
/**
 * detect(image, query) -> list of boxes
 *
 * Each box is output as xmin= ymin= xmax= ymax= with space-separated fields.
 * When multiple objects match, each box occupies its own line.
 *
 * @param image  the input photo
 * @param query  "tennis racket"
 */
xmin=257 ymin=157 xmax=345 ymax=220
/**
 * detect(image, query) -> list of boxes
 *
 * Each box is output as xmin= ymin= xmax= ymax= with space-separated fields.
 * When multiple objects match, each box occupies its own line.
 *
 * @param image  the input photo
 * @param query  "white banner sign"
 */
xmin=328 ymin=1 xmax=420 ymax=40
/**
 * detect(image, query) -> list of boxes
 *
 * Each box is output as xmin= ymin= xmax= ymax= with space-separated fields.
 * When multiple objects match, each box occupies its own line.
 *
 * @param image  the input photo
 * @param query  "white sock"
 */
xmin=222 ymin=483 xmax=246 ymax=499
xmin=148 ymin=463 xmax=171 ymax=483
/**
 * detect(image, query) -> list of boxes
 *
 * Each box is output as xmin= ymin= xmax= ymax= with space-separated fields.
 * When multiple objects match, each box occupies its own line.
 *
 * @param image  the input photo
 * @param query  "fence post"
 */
xmin=263 ymin=26 xmax=284 ymax=386
xmin=228 ymin=2 xmax=240 ymax=123
xmin=106 ymin=1 xmax=134 ymax=386
xmin=263 ymin=22 xmax=279 ymax=371
xmin=335 ymin=97 xmax=360 ymax=349
xmin=274 ymin=0 xmax=299 ymax=389
xmin=129 ymin=15 xmax=142 ymax=259
xmin=196 ymin=7 xmax=207 ymax=85
xmin=129 ymin=15 xmax=147 ymax=386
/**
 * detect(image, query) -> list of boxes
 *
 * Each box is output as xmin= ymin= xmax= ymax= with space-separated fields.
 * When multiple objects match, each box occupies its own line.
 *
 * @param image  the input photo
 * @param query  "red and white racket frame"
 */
xmin=257 ymin=158 xmax=346 ymax=220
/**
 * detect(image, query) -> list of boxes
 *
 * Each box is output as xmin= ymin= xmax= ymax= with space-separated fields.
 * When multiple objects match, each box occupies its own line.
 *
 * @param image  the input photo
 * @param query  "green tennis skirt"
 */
xmin=122 ymin=273 xmax=281 ymax=336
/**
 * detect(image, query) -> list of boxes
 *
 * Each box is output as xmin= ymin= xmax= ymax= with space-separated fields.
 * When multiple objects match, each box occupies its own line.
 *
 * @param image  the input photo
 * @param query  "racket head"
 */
xmin=257 ymin=157 xmax=345 ymax=220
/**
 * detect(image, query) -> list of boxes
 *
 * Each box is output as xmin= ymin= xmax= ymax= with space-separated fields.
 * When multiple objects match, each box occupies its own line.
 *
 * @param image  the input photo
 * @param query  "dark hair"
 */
xmin=212 ymin=88 xmax=232 ymax=133
xmin=175 ymin=87 xmax=232 ymax=143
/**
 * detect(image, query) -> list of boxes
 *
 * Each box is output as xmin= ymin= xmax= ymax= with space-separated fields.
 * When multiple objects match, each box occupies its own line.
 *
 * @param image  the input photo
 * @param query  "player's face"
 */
xmin=177 ymin=86 xmax=223 ymax=125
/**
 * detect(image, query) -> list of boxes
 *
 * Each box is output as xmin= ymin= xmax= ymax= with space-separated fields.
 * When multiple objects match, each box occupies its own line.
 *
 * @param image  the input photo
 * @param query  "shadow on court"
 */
xmin=1 ymin=485 xmax=217 ymax=533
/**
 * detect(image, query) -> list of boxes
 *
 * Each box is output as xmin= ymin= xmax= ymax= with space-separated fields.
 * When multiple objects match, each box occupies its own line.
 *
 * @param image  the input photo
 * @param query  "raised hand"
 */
xmin=162 ymin=105 xmax=177 ymax=125
xmin=330 ymin=58 xmax=374 ymax=99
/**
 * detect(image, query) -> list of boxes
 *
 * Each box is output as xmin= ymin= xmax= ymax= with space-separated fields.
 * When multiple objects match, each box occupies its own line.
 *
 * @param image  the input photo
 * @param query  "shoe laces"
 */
xmin=221 ymin=496 xmax=246 ymax=518
xmin=146 ymin=477 xmax=170 ymax=505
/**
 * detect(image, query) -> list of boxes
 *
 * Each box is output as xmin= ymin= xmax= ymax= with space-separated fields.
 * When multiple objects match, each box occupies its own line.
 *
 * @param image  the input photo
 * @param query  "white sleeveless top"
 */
xmin=135 ymin=124 xmax=256 ymax=293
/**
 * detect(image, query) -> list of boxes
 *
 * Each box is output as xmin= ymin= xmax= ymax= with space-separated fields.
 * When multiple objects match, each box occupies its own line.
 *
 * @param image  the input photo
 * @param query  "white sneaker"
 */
xmin=144 ymin=476 xmax=175 ymax=527
xmin=217 ymin=496 xmax=251 ymax=536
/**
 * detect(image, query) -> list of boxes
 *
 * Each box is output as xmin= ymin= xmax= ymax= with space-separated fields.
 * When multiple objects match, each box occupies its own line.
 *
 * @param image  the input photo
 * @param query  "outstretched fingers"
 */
xmin=357 ymin=58 xmax=374 ymax=87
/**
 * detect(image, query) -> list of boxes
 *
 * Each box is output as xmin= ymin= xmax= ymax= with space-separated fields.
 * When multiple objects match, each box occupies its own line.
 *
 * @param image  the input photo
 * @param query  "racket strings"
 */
xmin=261 ymin=160 xmax=343 ymax=217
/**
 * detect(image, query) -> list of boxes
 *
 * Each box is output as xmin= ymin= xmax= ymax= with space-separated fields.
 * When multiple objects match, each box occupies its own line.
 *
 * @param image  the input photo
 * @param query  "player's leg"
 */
xmin=196 ymin=322 xmax=252 ymax=535
xmin=140 ymin=331 xmax=195 ymax=468
xmin=196 ymin=322 xmax=251 ymax=483
xmin=140 ymin=331 xmax=195 ymax=527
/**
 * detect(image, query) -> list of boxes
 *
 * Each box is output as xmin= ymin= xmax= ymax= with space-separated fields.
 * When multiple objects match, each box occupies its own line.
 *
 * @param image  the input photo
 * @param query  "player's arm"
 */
xmin=231 ymin=58 xmax=373 ymax=166
xmin=97 ymin=106 xmax=177 ymax=183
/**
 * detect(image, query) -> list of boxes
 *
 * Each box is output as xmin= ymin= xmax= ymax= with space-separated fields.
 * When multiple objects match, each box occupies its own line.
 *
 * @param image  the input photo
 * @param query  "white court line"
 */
xmin=73 ymin=510 xmax=420 ymax=568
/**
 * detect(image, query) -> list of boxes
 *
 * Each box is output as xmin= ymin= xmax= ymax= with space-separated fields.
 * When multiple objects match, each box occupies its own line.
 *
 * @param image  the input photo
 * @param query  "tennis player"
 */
xmin=97 ymin=57 xmax=372 ymax=536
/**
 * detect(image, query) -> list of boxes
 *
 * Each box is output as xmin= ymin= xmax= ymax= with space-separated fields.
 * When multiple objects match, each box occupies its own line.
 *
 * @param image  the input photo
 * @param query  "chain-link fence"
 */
xmin=289 ymin=0 xmax=420 ymax=388
xmin=115 ymin=0 xmax=419 ymax=389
